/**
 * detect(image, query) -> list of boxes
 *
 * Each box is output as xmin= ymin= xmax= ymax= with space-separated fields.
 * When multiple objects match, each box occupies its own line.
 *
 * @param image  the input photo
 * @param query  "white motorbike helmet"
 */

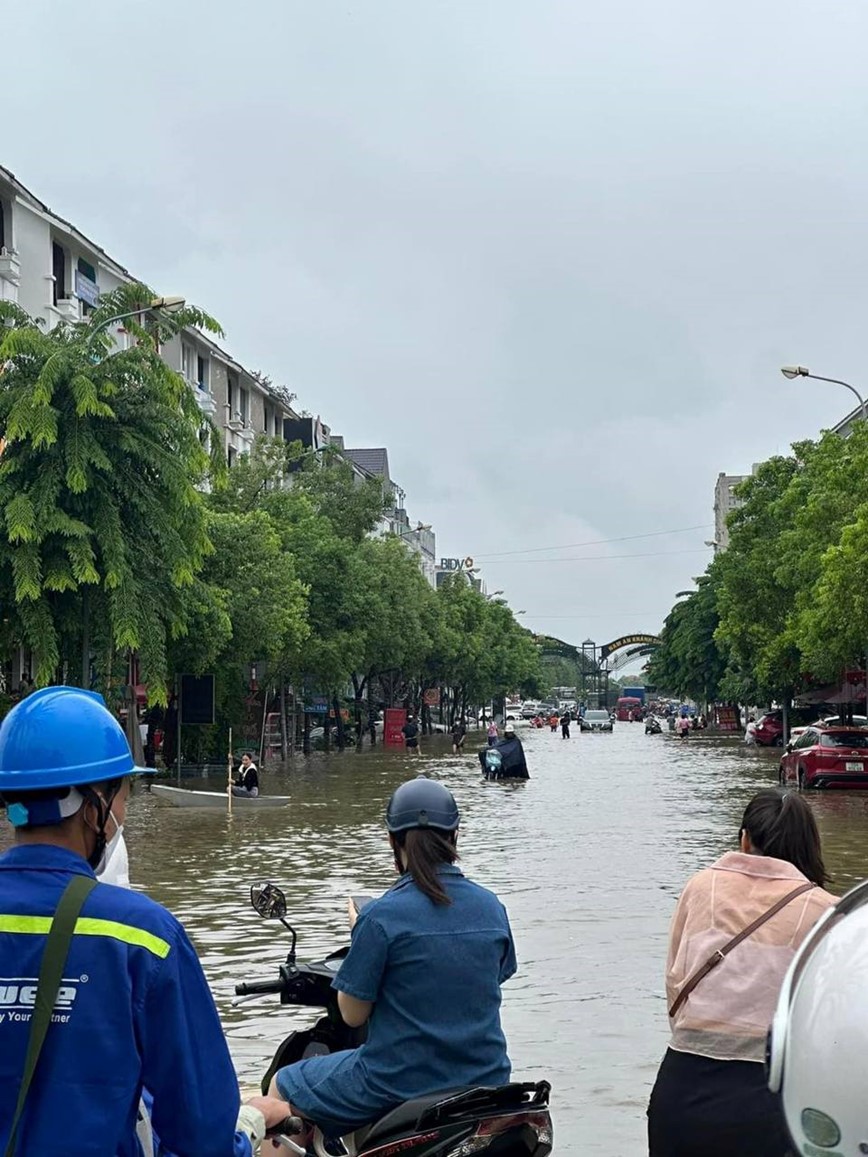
xmin=768 ymin=878 xmax=868 ymax=1154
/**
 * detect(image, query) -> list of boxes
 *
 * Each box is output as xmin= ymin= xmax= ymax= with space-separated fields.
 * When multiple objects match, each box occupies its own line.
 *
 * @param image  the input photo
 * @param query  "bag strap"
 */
xmin=668 ymin=881 xmax=815 ymax=1019
xmin=4 ymin=874 xmax=97 ymax=1157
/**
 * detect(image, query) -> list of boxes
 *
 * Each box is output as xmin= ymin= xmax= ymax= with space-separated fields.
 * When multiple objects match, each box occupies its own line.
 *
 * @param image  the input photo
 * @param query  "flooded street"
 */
xmin=16 ymin=724 xmax=868 ymax=1153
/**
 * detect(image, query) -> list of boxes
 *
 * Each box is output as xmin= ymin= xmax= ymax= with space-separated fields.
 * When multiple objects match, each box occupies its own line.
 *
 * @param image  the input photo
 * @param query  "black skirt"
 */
xmin=647 ymin=1048 xmax=792 ymax=1157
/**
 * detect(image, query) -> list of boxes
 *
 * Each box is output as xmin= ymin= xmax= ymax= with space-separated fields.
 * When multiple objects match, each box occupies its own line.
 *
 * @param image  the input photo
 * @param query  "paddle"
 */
xmin=227 ymin=727 xmax=233 ymax=817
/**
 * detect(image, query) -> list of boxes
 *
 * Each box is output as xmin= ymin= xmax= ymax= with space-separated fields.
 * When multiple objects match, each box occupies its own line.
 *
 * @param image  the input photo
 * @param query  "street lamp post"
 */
xmin=780 ymin=366 xmax=868 ymax=423
xmin=781 ymin=365 xmax=868 ymax=720
xmin=86 ymin=295 xmax=186 ymax=355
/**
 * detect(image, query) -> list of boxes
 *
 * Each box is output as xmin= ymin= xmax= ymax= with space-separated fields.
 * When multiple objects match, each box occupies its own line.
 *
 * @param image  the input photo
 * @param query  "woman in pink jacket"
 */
xmin=647 ymin=789 xmax=836 ymax=1156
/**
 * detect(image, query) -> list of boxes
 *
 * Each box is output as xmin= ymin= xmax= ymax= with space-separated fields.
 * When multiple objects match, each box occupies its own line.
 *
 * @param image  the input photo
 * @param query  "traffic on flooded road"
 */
xmin=27 ymin=720 xmax=860 ymax=1155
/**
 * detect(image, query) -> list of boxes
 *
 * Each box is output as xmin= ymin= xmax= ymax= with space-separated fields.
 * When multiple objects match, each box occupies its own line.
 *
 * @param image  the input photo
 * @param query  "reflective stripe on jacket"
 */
xmin=0 ymin=844 xmax=251 ymax=1157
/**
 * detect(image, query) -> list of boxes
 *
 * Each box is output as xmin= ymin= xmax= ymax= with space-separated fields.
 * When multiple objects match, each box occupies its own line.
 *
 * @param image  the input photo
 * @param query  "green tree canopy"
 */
xmin=0 ymin=285 xmax=222 ymax=696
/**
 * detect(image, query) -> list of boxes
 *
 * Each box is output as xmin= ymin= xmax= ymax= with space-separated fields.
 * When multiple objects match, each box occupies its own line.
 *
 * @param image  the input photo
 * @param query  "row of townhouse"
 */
xmin=0 ymin=165 xmax=439 ymax=588
xmin=0 ymin=166 xmax=297 ymax=468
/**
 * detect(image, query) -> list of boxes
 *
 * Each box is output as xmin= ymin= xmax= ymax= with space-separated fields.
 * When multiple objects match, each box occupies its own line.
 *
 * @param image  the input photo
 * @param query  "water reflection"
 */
xmin=3 ymin=724 xmax=868 ymax=1152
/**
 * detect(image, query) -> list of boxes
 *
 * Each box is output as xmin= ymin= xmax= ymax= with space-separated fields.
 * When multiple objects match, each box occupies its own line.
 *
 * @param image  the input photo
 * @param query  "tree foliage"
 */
xmin=653 ymin=424 xmax=868 ymax=707
xmin=0 ymin=285 xmax=222 ymax=695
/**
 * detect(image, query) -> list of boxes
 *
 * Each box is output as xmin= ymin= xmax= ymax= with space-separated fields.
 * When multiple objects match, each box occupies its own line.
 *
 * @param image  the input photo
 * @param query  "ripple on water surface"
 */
xmin=6 ymin=725 xmax=868 ymax=1154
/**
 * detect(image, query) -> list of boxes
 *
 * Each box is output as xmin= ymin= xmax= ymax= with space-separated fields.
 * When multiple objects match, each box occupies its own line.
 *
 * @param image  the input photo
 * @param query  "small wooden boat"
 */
xmin=150 ymin=784 xmax=290 ymax=809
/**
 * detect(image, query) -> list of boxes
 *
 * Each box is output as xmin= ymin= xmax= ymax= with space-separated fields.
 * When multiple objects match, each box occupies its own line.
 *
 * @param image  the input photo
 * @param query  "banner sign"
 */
xmin=599 ymin=634 xmax=660 ymax=661
xmin=74 ymin=270 xmax=100 ymax=307
xmin=180 ymin=674 xmax=215 ymax=725
xmin=423 ymin=688 xmax=440 ymax=707
xmin=715 ymin=705 xmax=740 ymax=732
xmin=384 ymin=708 xmax=407 ymax=746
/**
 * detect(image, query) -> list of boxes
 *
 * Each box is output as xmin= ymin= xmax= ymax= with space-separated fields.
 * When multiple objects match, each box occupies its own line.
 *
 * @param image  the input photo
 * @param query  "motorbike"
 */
xmin=645 ymin=716 xmax=662 ymax=735
xmin=234 ymin=883 xmax=554 ymax=1156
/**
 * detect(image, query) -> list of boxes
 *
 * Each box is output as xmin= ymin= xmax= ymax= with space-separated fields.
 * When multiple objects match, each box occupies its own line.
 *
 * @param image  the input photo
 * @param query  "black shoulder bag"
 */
xmin=4 ymin=875 xmax=97 ymax=1157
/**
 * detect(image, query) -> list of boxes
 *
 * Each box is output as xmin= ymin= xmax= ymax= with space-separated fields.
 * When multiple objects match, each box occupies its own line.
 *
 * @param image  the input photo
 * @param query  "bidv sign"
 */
xmin=439 ymin=557 xmax=474 ymax=572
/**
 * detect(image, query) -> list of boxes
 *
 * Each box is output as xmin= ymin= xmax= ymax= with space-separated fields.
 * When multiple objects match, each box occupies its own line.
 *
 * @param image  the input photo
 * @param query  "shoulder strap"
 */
xmin=668 ymin=881 xmax=814 ymax=1019
xmin=4 ymin=874 xmax=97 ymax=1157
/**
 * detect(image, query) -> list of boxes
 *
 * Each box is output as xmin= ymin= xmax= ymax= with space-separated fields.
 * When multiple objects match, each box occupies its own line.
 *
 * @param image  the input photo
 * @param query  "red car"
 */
xmin=755 ymin=708 xmax=820 ymax=746
xmin=779 ymin=726 xmax=868 ymax=789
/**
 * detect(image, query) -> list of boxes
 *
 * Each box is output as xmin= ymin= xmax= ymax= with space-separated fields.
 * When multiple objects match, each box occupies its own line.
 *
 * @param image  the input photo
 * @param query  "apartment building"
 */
xmin=713 ymin=471 xmax=749 ymax=550
xmin=0 ymin=165 xmax=299 ymax=462
xmin=0 ymin=163 xmax=439 ymax=588
xmin=343 ymin=447 xmax=437 ymax=586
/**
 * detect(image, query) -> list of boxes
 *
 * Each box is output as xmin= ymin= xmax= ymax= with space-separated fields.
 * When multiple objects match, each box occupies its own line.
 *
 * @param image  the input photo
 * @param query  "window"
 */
xmin=52 ymin=242 xmax=67 ymax=305
xmin=263 ymin=407 xmax=270 ymax=433
xmin=0 ymin=202 xmax=5 ymax=251
xmin=197 ymin=355 xmax=209 ymax=392
xmin=181 ymin=343 xmax=195 ymax=382
xmin=228 ymin=372 xmax=237 ymax=416
xmin=227 ymin=446 xmax=237 ymax=468
xmin=239 ymin=388 xmax=249 ymax=425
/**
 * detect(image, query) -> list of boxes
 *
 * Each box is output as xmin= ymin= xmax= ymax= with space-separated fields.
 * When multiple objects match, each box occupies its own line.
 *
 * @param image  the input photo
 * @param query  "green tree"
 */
xmin=0 ymin=285 xmax=222 ymax=697
xmin=646 ymin=569 xmax=726 ymax=703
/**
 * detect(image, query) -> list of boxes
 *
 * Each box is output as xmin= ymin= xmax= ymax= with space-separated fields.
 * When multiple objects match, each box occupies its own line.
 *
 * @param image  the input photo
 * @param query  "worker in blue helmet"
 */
xmin=267 ymin=775 xmax=517 ymax=1145
xmin=0 ymin=686 xmax=290 ymax=1156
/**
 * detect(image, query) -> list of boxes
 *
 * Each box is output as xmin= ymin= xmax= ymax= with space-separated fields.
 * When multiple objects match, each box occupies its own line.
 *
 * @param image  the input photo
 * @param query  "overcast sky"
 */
xmin=6 ymin=0 xmax=866 ymax=660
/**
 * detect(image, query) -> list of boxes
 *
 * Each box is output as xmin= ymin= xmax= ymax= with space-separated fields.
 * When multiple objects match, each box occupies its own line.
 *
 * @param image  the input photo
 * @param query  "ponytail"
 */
xmin=391 ymin=828 xmax=458 ymax=905
xmin=741 ymin=789 xmax=828 ymax=886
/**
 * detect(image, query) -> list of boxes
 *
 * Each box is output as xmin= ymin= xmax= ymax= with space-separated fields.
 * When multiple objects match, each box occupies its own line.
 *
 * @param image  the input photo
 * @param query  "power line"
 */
xmin=487 ymin=548 xmax=710 ymax=565
xmin=474 ymin=523 xmax=714 ymax=561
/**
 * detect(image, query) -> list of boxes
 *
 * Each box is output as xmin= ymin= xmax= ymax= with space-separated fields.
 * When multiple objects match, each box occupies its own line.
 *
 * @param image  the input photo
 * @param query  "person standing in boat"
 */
xmin=233 ymin=752 xmax=260 ymax=797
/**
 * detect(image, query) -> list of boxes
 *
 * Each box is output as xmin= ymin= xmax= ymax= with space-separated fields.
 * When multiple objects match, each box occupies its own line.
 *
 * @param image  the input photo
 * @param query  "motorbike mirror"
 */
xmin=251 ymin=883 xmax=288 ymax=920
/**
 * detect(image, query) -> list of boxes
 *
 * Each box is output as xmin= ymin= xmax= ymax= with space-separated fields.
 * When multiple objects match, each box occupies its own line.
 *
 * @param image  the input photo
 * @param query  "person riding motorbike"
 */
xmin=478 ymin=722 xmax=530 ymax=779
xmin=0 ymin=686 xmax=288 ymax=1156
xmin=767 ymin=876 xmax=867 ymax=1154
xmin=267 ymin=775 xmax=517 ymax=1147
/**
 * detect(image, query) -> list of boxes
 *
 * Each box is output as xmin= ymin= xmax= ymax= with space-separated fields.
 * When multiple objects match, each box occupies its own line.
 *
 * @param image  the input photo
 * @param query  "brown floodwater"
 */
xmin=6 ymin=723 xmax=868 ymax=1153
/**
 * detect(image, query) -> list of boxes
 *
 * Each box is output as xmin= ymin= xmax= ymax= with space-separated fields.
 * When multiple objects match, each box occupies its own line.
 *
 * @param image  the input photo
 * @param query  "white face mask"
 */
xmin=95 ymin=807 xmax=130 ymax=888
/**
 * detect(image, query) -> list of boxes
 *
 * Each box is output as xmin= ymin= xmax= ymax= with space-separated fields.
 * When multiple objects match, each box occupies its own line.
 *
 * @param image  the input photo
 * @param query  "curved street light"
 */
xmin=86 ymin=295 xmax=187 ymax=354
xmin=780 ymin=366 xmax=867 ymax=422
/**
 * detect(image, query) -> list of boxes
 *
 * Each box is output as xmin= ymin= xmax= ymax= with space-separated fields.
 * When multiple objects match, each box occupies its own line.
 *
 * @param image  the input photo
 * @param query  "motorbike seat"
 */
xmin=352 ymin=1087 xmax=476 ymax=1147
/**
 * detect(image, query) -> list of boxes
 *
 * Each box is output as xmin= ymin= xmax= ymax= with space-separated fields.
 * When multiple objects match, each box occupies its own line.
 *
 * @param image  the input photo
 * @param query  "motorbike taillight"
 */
xmin=447 ymin=1111 xmax=553 ymax=1154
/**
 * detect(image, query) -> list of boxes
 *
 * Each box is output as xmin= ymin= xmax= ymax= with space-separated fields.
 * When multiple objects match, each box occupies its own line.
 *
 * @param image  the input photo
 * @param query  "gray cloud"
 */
xmin=5 ymin=0 xmax=866 ymax=653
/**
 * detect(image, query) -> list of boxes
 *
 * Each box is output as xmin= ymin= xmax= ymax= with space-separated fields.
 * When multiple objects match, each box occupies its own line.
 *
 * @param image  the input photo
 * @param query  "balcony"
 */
xmin=52 ymin=297 xmax=80 ymax=324
xmin=0 ymin=248 xmax=21 ymax=288
xmin=191 ymin=382 xmax=217 ymax=419
xmin=227 ymin=408 xmax=245 ymax=432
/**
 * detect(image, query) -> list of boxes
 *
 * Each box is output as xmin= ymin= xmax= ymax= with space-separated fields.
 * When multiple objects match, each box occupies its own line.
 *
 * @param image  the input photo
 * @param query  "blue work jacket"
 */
xmin=0 ymin=845 xmax=252 ymax=1156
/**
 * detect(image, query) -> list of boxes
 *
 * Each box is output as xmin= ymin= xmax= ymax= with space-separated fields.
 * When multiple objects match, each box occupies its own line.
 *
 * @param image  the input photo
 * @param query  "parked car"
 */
xmin=754 ymin=708 xmax=822 ymax=747
xmin=819 ymin=714 xmax=868 ymax=728
xmin=779 ymin=726 xmax=868 ymax=789
xmin=580 ymin=709 xmax=614 ymax=733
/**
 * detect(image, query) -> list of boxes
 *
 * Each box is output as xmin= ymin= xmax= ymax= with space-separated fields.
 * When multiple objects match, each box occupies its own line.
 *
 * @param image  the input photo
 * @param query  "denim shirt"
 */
xmin=334 ymin=865 xmax=516 ymax=1100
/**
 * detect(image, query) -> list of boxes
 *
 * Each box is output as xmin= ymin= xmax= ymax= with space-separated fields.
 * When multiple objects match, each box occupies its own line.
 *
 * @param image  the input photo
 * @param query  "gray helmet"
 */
xmin=386 ymin=776 xmax=460 ymax=833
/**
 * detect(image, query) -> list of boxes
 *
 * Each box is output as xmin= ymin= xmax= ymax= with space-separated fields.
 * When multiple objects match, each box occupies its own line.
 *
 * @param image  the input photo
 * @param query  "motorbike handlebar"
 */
xmin=266 ymin=1115 xmax=306 ymax=1137
xmin=234 ymin=977 xmax=285 ymax=997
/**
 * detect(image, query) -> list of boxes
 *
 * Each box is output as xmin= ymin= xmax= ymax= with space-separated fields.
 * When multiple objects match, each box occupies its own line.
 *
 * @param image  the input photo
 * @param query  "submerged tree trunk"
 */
xmin=367 ymin=670 xmax=377 ymax=746
xmin=333 ymin=693 xmax=346 ymax=751
xmin=302 ymin=708 xmax=311 ymax=756
xmin=81 ymin=591 xmax=91 ymax=689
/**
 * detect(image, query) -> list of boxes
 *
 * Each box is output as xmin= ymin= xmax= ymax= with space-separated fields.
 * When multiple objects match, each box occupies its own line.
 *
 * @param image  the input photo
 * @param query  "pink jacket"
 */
xmin=665 ymin=851 xmax=836 ymax=1061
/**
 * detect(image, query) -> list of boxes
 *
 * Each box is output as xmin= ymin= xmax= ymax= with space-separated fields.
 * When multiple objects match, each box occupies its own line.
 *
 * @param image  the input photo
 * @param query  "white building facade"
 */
xmin=0 ymin=165 xmax=299 ymax=464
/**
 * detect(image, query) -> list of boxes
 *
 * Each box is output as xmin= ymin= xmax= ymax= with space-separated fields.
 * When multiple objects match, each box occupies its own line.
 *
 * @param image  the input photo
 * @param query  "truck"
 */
xmin=621 ymin=686 xmax=646 ymax=705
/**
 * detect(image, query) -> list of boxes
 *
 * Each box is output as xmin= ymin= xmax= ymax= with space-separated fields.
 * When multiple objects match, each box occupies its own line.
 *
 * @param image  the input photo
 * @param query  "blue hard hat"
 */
xmin=0 ymin=686 xmax=140 ymax=793
xmin=386 ymin=776 xmax=460 ymax=833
